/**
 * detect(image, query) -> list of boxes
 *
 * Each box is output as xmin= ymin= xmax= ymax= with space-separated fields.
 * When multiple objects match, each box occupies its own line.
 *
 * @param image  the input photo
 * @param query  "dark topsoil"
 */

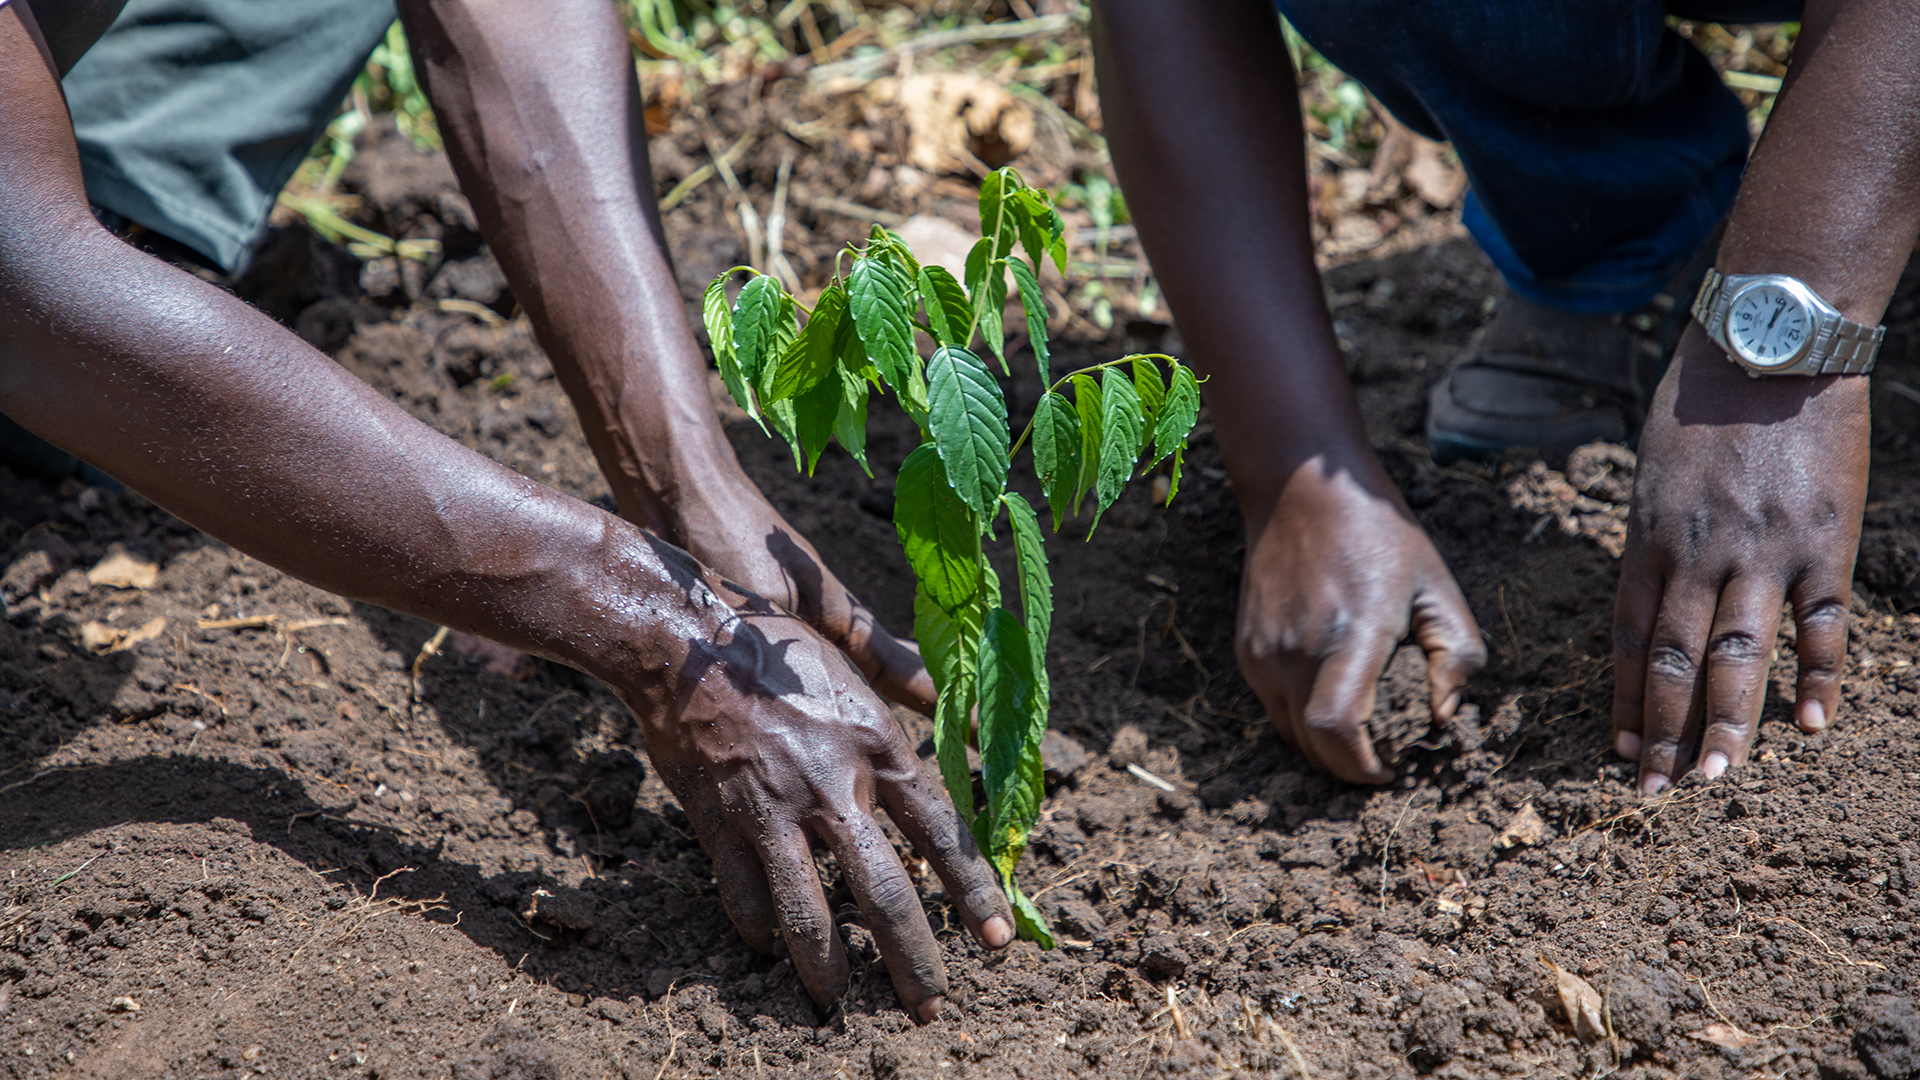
xmin=6 ymin=96 xmax=1920 ymax=1080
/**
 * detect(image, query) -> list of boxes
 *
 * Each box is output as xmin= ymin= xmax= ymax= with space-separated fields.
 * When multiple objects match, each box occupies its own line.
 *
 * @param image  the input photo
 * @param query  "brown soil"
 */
xmin=6 ymin=96 xmax=1920 ymax=1080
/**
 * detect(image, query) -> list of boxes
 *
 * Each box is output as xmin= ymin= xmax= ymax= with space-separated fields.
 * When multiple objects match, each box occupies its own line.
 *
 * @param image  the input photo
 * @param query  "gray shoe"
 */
xmin=1425 ymin=296 xmax=1662 ymax=466
xmin=1427 ymin=233 xmax=1721 ymax=467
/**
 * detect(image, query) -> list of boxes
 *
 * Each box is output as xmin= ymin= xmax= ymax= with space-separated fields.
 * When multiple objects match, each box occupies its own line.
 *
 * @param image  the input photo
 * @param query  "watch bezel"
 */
xmin=1719 ymin=276 xmax=1822 ymax=371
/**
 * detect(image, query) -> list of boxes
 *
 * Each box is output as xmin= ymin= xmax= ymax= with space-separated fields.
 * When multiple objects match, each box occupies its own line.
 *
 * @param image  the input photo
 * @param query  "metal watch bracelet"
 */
xmin=1692 ymin=268 xmax=1884 ymax=375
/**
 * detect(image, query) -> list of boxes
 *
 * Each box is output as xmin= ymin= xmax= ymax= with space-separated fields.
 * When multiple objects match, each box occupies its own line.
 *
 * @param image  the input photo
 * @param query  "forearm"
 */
xmin=0 ymin=222 xmax=718 ymax=697
xmin=1092 ymin=0 xmax=1368 ymax=505
xmin=1717 ymin=0 xmax=1920 ymax=322
xmin=397 ymin=0 xmax=730 ymax=536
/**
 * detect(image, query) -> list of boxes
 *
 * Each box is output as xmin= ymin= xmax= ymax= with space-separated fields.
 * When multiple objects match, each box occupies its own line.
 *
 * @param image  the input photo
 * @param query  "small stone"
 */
xmin=109 ymin=996 xmax=140 ymax=1012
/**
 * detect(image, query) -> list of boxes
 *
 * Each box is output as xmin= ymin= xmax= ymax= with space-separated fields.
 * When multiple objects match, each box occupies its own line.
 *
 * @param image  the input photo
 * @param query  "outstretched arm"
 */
xmin=391 ymin=0 xmax=935 ymax=713
xmin=1612 ymin=0 xmax=1920 ymax=793
xmin=0 ymin=0 xmax=1007 ymax=1019
xmin=1091 ymin=0 xmax=1485 ymax=783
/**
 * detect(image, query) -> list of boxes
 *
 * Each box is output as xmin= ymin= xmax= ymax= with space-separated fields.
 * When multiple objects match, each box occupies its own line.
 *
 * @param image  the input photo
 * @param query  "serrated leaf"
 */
xmin=791 ymin=359 xmax=844 ymax=474
xmin=834 ymin=367 xmax=871 ymax=476
xmin=893 ymin=444 xmax=982 ymax=613
xmin=848 ymin=256 xmax=921 ymax=409
xmin=1030 ymin=392 xmax=1082 ymax=530
xmin=1095 ymin=367 xmax=1145 ymax=522
xmin=919 ymin=265 xmax=973 ymax=349
xmin=1007 ymin=880 xmax=1055 ymax=948
xmin=964 ymin=239 xmax=1008 ymax=374
xmin=732 ymin=274 xmax=788 ymax=393
xmin=925 ymin=346 xmax=1010 ymax=522
xmin=704 ymin=272 xmax=765 ymax=433
xmin=1131 ymin=356 xmax=1165 ymax=455
xmin=933 ymin=672 xmax=976 ymax=822
xmin=763 ymin=396 xmax=802 ymax=471
xmin=1008 ymin=258 xmax=1050 ymax=381
xmin=978 ymin=608 xmax=1044 ymax=877
xmin=914 ymin=584 xmax=982 ymax=694
xmin=1049 ymin=233 xmax=1067 ymax=276
xmin=766 ymin=285 xmax=845 ymax=403
xmin=979 ymin=169 xmax=1021 ymax=260
xmin=1002 ymin=492 xmax=1051 ymax=700
xmin=1011 ymin=188 xmax=1054 ymax=277
xmin=1152 ymin=362 xmax=1201 ymax=472
xmin=1070 ymin=373 xmax=1103 ymax=510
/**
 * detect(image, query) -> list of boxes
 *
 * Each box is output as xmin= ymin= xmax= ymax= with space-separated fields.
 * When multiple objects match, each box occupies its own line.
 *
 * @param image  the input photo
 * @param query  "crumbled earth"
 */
xmin=5 ymin=98 xmax=1920 ymax=1080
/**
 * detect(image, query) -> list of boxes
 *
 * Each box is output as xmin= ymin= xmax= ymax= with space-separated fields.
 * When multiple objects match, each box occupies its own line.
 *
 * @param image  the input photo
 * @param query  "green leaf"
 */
xmin=964 ymin=239 xmax=1008 ymax=374
xmin=1010 ymin=187 xmax=1055 ymax=277
xmin=1007 ymin=258 xmax=1050 ymax=382
xmin=704 ymin=272 xmax=765 ymax=433
xmin=1096 ymin=367 xmax=1145 ymax=522
xmin=893 ymin=444 xmax=982 ymax=613
xmin=932 ymin=671 xmax=976 ymax=823
xmin=766 ymin=285 xmax=845 ymax=403
xmin=1131 ymin=356 xmax=1165 ymax=456
xmin=925 ymin=346 xmax=1010 ymax=523
xmin=1002 ymin=491 xmax=1051 ymax=700
xmin=918 ymin=265 xmax=974 ymax=349
xmin=834 ymin=367 xmax=871 ymax=476
xmin=1048 ymin=233 xmax=1068 ymax=276
xmin=1070 ymin=373 xmax=1103 ymax=510
xmin=1030 ymin=392 xmax=1082 ymax=530
xmin=978 ymin=608 xmax=1044 ymax=877
xmin=732 ymin=274 xmax=788 ymax=393
xmin=763 ymin=396 xmax=802 ymax=471
xmin=791 ymin=359 xmax=844 ymax=474
xmin=1154 ymin=363 xmax=1201 ymax=500
xmin=1152 ymin=362 xmax=1201 ymax=465
xmin=979 ymin=169 xmax=1021 ymax=260
xmin=914 ymin=583 xmax=982 ymax=694
xmin=848 ymin=256 xmax=921 ymax=409
xmin=1007 ymin=880 xmax=1055 ymax=948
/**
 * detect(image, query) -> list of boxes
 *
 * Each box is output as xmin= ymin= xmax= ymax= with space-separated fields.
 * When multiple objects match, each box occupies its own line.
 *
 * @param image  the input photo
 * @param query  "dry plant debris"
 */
xmin=1539 ymin=954 xmax=1608 ymax=1043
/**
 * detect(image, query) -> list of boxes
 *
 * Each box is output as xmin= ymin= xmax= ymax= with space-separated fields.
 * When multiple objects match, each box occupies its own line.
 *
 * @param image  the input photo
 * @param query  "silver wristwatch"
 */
xmin=1692 ymin=268 xmax=1884 ymax=376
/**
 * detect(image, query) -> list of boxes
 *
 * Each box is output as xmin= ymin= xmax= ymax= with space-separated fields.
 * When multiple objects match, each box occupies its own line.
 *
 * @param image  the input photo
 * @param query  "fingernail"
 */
xmin=1702 ymin=751 xmax=1729 ymax=780
xmin=1641 ymin=772 xmax=1668 ymax=796
xmin=913 ymin=996 xmax=947 ymax=1025
xmin=1614 ymin=730 xmax=1641 ymax=759
xmin=1438 ymin=691 xmax=1461 ymax=721
xmin=1800 ymin=699 xmax=1828 ymax=732
xmin=981 ymin=916 xmax=1013 ymax=950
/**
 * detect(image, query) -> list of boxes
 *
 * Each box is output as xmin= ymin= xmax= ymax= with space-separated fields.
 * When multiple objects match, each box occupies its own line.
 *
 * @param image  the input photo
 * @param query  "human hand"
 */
xmin=1611 ymin=329 xmax=1869 ymax=794
xmin=621 ymin=548 xmax=1012 ymax=1022
xmin=1235 ymin=455 xmax=1486 ymax=784
xmin=671 ymin=481 xmax=937 ymax=716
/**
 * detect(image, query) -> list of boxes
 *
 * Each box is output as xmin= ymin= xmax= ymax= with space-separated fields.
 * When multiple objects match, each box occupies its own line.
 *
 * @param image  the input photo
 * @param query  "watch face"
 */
xmin=1725 ymin=284 xmax=1811 ymax=368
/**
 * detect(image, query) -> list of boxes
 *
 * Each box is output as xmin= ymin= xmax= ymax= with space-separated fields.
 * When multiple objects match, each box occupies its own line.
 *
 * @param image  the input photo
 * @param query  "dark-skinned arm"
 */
xmin=389 ymin=0 xmax=934 ymax=715
xmin=1091 ymin=0 xmax=1486 ymax=784
xmin=0 ymin=0 xmax=1007 ymax=1021
xmin=1612 ymin=0 xmax=1920 ymax=793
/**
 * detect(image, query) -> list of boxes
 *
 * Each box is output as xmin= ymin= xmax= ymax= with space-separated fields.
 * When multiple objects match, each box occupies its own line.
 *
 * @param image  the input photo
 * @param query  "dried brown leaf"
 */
xmin=1496 ymin=803 xmax=1553 ymax=849
xmin=1538 ymin=954 xmax=1607 ymax=1042
xmin=1406 ymin=137 xmax=1466 ymax=209
xmin=1688 ymin=1023 xmax=1758 ymax=1050
xmin=79 ymin=616 xmax=167 ymax=654
xmin=86 ymin=544 xmax=158 ymax=590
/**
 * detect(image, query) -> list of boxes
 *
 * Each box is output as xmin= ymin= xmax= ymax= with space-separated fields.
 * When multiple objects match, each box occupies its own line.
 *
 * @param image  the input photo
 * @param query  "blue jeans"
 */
xmin=1279 ymin=0 xmax=1802 ymax=312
